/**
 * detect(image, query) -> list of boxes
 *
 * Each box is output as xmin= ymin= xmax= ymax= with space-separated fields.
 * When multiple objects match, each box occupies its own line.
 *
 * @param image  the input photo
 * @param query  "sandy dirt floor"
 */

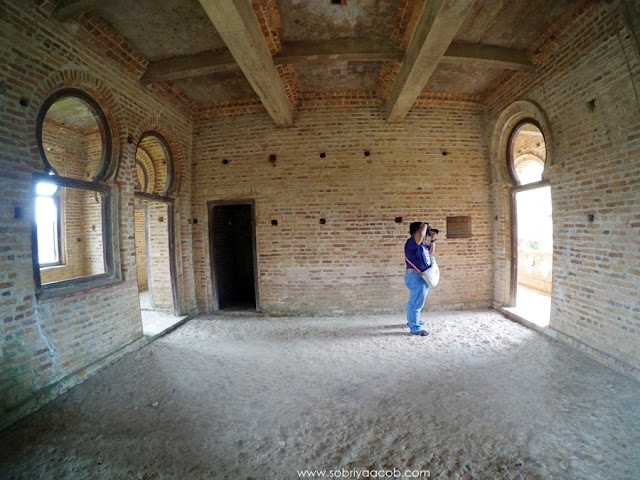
xmin=1 ymin=310 xmax=639 ymax=480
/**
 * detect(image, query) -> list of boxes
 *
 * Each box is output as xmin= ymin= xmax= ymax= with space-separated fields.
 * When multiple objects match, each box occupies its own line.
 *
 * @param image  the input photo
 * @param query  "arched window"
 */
xmin=507 ymin=121 xmax=547 ymax=186
xmin=506 ymin=119 xmax=553 ymax=326
xmin=32 ymin=89 xmax=120 ymax=298
xmin=133 ymin=131 xmax=179 ymax=315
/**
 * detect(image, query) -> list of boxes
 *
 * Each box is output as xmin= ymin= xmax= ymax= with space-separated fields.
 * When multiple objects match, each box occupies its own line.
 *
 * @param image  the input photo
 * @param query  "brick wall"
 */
xmin=81 ymin=190 xmax=105 ymax=276
xmin=0 ymin=1 xmax=195 ymax=429
xmin=133 ymin=206 xmax=148 ymax=291
xmin=486 ymin=2 xmax=640 ymax=376
xmin=192 ymin=101 xmax=494 ymax=314
xmin=146 ymin=200 xmax=174 ymax=312
xmin=2 ymin=0 xmax=638 ymax=433
xmin=82 ymin=130 xmax=106 ymax=277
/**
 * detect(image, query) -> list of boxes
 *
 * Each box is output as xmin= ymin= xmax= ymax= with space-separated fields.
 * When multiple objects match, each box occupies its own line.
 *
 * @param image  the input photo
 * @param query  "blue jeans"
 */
xmin=405 ymin=271 xmax=430 ymax=333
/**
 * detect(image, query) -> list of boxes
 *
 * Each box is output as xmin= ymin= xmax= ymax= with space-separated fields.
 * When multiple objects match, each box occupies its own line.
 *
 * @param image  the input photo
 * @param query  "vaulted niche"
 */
xmin=33 ymin=89 xmax=119 ymax=298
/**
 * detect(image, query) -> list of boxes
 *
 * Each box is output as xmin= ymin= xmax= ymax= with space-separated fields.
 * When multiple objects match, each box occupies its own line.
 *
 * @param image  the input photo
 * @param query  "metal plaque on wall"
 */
xmin=446 ymin=216 xmax=472 ymax=238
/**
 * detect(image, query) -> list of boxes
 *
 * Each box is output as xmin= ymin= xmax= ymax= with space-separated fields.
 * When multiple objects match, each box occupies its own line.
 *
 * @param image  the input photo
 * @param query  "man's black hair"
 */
xmin=409 ymin=222 xmax=423 ymax=236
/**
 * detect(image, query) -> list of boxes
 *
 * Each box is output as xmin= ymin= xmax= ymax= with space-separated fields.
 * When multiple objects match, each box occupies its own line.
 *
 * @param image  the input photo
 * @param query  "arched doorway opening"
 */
xmin=505 ymin=121 xmax=553 ymax=327
xmin=133 ymin=132 xmax=184 ymax=336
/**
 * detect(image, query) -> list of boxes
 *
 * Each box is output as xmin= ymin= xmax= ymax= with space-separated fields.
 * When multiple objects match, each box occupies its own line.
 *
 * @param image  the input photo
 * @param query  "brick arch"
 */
xmin=26 ymin=69 xmax=123 ymax=182
xmin=489 ymin=100 xmax=555 ymax=185
xmin=488 ymin=100 xmax=554 ymax=307
xmin=135 ymin=148 xmax=156 ymax=194
xmin=130 ymin=118 xmax=186 ymax=196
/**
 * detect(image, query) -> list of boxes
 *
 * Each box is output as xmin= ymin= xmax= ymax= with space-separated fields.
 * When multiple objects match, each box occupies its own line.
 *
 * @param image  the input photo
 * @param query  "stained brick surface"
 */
xmin=486 ymin=3 xmax=640 ymax=373
xmin=1 ymin=0 xmax=639 ymax=432
xmin=192 ymin=102 xmax=494 ymax=314
xmin=133 ymin=206 xmax=148 ymax=291
xmin=0 ymin=0 xmax=195 ymax=429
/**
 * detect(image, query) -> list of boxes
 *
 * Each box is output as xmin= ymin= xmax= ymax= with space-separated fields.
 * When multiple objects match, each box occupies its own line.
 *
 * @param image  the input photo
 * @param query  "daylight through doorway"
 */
xmin=508 ymin=186 xmax=553 ymax=327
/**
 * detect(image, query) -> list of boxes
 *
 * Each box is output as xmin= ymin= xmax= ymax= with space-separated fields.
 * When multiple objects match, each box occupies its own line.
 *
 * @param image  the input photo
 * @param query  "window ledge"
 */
xmin=37 ymin=274 xmax=123 ymax=301
xmin=40 ymin=263 xmax=65 ymax=271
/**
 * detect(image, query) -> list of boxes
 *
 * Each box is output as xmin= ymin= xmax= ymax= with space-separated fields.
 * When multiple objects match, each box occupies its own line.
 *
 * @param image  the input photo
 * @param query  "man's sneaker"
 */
xmin=410 ymin=330 xmax=429 ymax=336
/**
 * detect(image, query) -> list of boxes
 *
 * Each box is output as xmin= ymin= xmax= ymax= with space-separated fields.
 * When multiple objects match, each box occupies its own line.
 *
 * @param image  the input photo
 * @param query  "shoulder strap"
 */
xmin=405 ymin=256 xmax=423 ymax=273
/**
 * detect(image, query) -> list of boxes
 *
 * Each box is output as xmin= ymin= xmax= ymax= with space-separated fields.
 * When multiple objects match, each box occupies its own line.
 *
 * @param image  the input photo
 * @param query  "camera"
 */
xmin=426 ymin=224 xmax=439 ymax=235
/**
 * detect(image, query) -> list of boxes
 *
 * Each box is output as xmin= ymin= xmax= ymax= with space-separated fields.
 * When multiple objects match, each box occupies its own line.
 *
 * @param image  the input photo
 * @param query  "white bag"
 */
xmin=420 ymin=255 xmax=440 ymax=288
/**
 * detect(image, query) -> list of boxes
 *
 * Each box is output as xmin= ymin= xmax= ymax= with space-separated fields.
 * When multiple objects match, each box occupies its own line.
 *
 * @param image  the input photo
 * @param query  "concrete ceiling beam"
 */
xmin=198 ymin=0 xmax=293 ymax=126
xmin=384 ymin=0 xmax=478 ymax=123
xmin=141 ymin=39 xmax=531 ymax=85
xmin=140 ymin=39 xmax=400 ymax=84
xmin=140 ymin=50 xmax=239 ymax=85
xmin=440 ymin=43 xmax=534 ymax=72
xmin=141 ymin=39 xmax=402 ymax=85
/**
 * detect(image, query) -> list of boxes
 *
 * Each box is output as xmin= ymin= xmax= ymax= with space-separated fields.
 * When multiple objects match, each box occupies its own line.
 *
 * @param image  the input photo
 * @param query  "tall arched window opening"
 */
xmin=133 ymin=131 xmax=182 ymax=335
xmin=506 ymin=121 xmax=553 ymax=327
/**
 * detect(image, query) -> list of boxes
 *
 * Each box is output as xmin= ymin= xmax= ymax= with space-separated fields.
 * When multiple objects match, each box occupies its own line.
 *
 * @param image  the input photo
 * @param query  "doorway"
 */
xmin=135 ymin=198 xmax=173 ymax=312
xmin=133 ymin=132 xmax=185 ymax=336
xmin=510 ymin=186 xmax=553 ymax=327
xmin=134 ymin=196 xmax=184 ymax=335
xmin=505 ymin=121 xmax=552 ymax=327
xmin=209 ymin=201 xmax=258 ymax=311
